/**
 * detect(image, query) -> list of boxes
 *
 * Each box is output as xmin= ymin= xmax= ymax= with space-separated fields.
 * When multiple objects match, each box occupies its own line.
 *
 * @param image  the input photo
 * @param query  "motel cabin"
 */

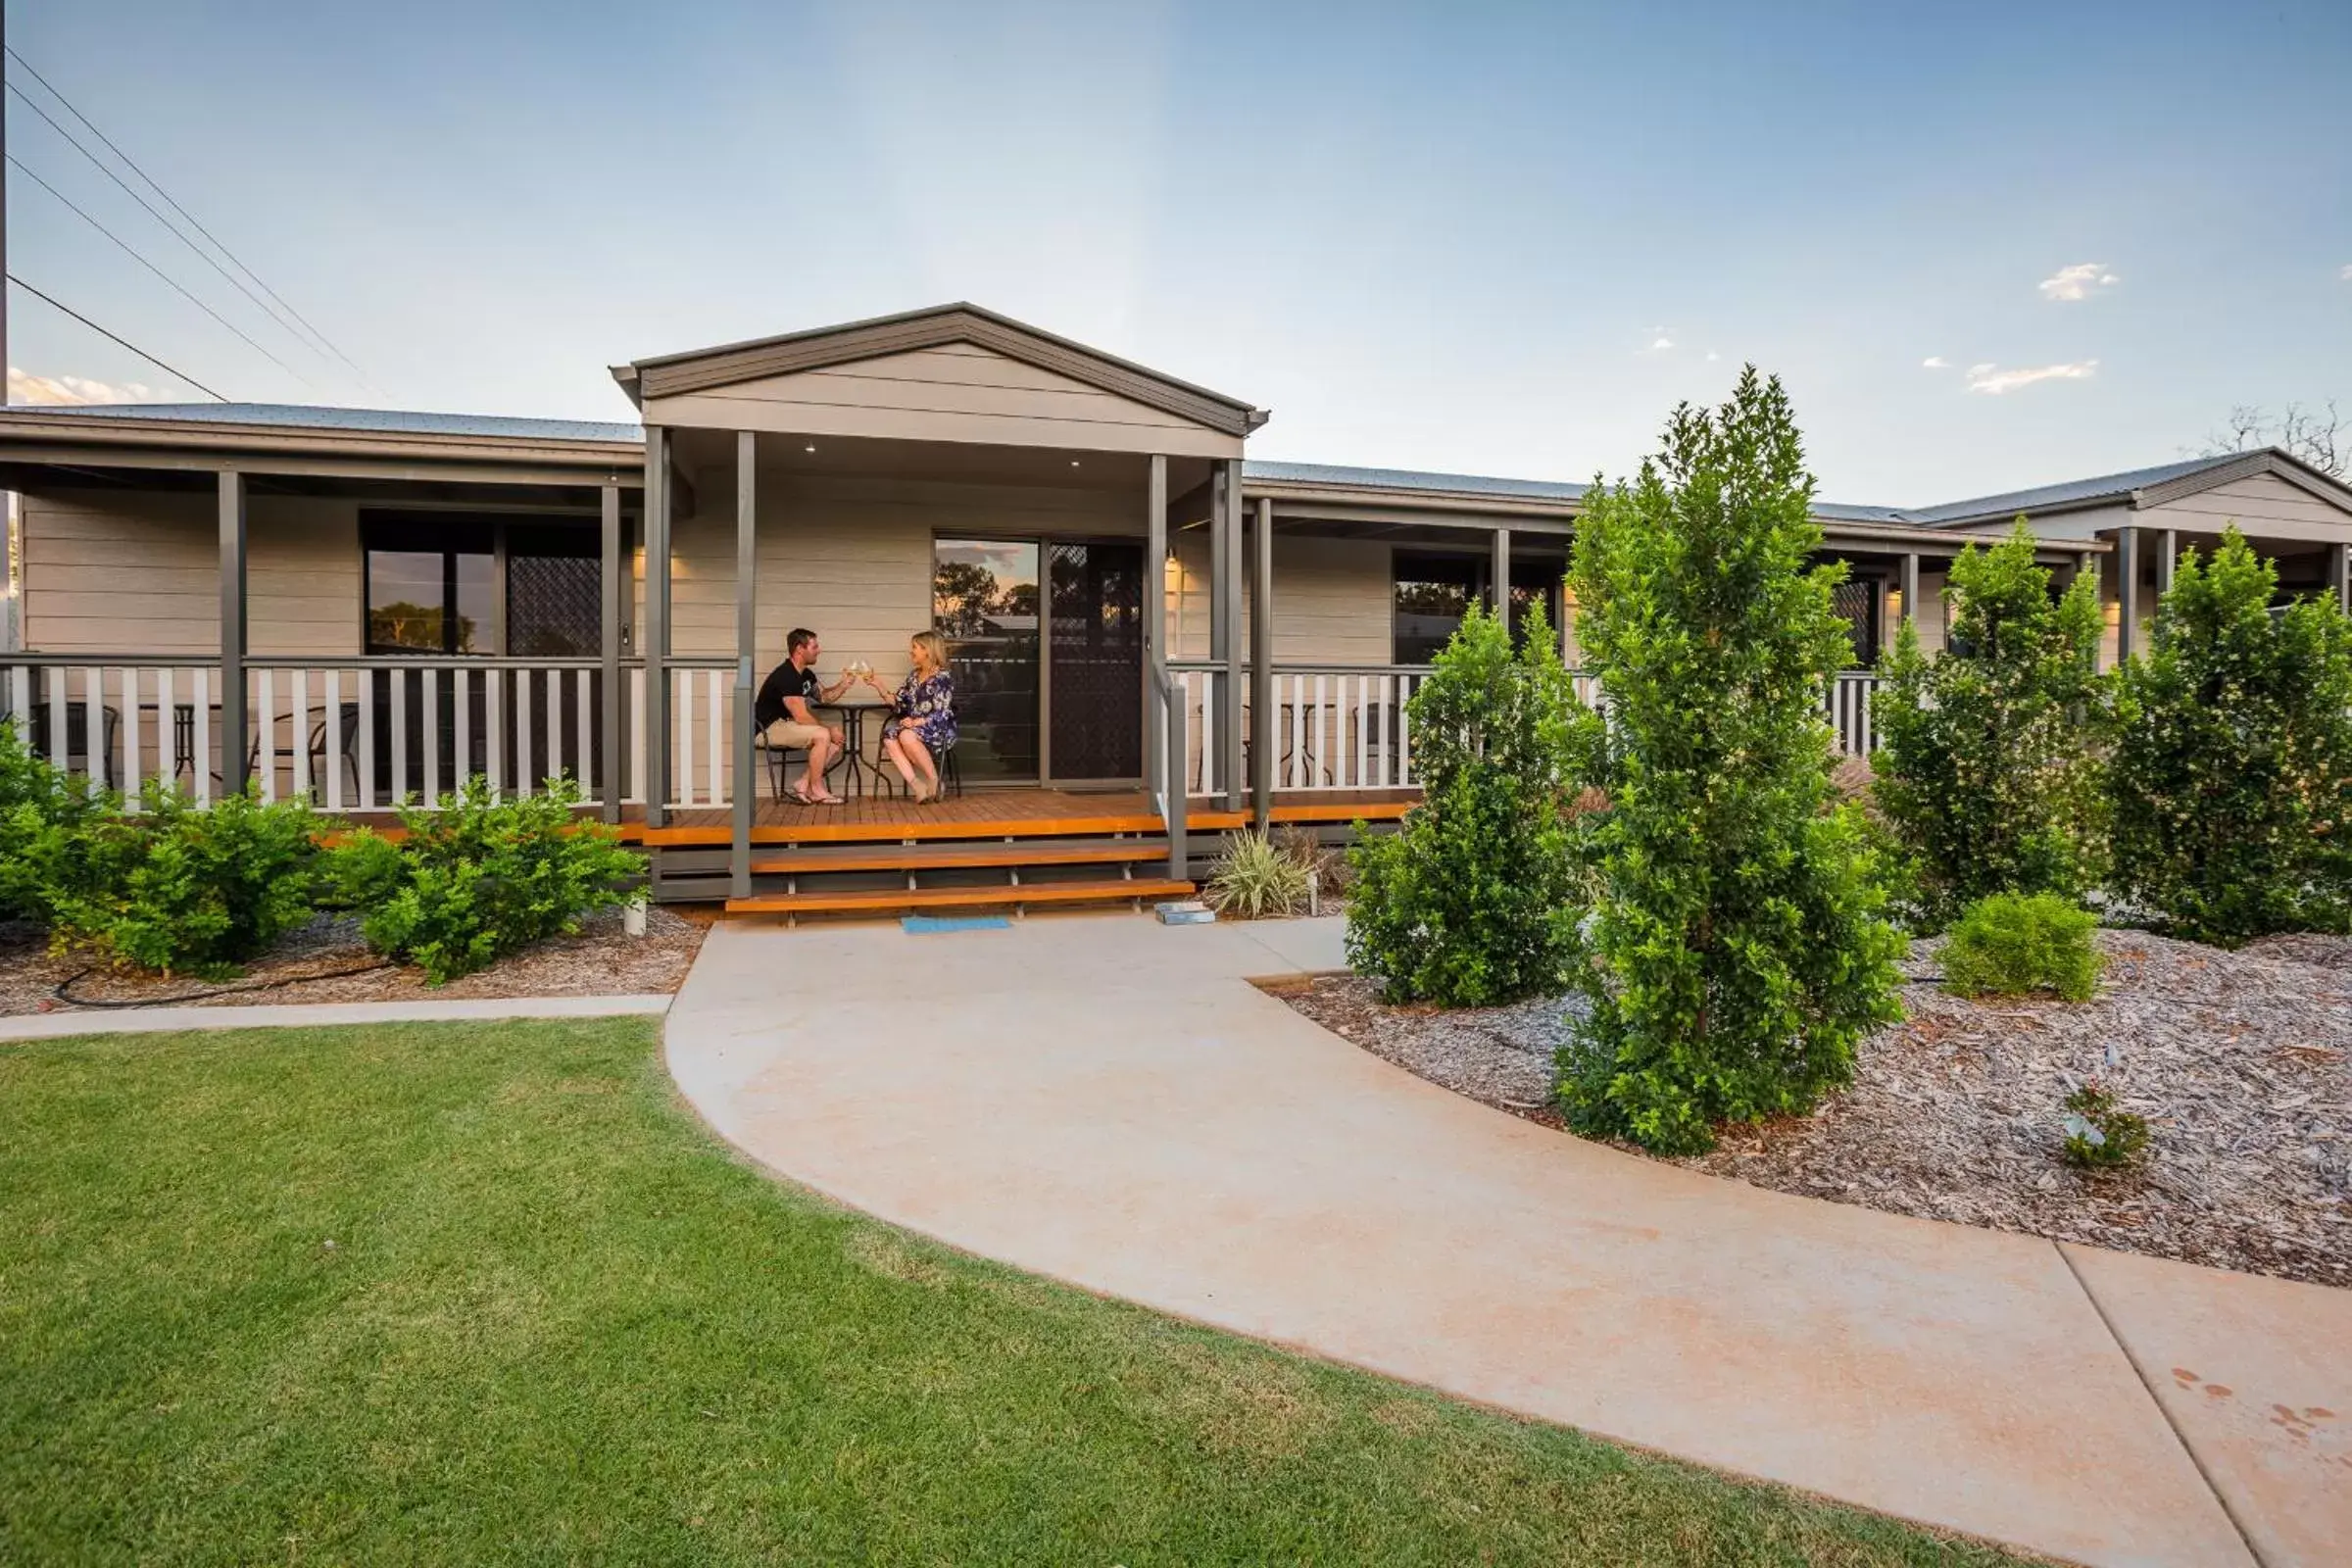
xmin=2 ymin=302 xmax=2348 ymax=911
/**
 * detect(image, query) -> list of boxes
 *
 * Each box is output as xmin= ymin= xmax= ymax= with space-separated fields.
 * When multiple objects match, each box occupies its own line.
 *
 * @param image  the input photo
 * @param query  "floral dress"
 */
xmin=884 ymin=669 xmax=956 ymax=751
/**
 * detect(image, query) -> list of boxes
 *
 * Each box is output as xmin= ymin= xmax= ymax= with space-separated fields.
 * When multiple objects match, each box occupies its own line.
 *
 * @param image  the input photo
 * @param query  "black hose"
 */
xmin=52 ymin=956 xmax=397 ymax=1009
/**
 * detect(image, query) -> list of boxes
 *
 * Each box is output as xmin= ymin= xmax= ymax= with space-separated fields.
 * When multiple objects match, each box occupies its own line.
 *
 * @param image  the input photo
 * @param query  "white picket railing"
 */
xmin=1163 ymin=663 xmax=1882 ymax=794
xmin=0 ymin=657 xmax=648 ymax=810
xmin=664 ymin=661 xmax=738 ymax=809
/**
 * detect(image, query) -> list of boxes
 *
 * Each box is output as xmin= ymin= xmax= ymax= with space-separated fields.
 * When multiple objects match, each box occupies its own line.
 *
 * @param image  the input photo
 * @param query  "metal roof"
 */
xmin=1901 ymin=454 xmax=2242 ymax=526
xmin=1245 ymin=459 xmax=1910 ymax=523
xmin=32 ymin=401 xmax=644 ymax=445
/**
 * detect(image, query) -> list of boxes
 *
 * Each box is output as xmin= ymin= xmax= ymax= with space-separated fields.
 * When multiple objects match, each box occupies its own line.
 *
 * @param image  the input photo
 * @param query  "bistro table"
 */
xmin=816 ymin=695 xmax=894 ymax=798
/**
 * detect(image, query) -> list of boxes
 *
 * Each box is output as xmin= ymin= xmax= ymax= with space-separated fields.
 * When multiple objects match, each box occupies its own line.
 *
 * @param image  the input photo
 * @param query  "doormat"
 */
xmin=902 ymin=915 xmax=1012 ymax=934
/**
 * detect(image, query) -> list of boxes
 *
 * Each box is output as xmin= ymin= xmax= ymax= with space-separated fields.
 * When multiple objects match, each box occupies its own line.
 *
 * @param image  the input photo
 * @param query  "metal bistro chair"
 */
xmin=753 ymin=717 xmax=850 ymax=805
xmin=870 ymin=733 xmax=959 ymax=803
xmin=27 ymin=701 xmax=122 ymax=789
xmin=243 ymin=702 xmax=362 ymax=804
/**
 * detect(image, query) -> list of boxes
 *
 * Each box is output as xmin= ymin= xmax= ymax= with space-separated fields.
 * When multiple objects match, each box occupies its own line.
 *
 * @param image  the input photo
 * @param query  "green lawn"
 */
xmin=1 ymin=1018 xmax=2027 ymax=1565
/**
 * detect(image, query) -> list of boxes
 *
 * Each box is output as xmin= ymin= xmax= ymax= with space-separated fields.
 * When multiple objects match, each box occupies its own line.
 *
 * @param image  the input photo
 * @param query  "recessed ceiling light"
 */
xmin=1070 ymin=460 xmax=1081 ymax=467
xmin=804 ymin=444 xmax=816 ymax=454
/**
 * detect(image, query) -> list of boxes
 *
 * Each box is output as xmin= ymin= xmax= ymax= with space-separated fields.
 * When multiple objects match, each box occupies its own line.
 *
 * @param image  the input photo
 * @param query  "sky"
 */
xmin=4 ymin=0 xmax=2348 ymax=508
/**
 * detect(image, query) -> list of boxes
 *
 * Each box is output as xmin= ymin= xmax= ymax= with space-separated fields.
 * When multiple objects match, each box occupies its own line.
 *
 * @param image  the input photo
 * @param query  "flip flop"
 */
xmin=783 ymin=786 xmax=817 ymax=806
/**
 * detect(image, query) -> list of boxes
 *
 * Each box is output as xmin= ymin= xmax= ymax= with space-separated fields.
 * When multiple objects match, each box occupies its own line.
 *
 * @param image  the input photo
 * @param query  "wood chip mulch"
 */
xmin=0 ymin=905 xmax=709 ymax=1017
xmin=1277 ymin=929 xmax=2352 ymax=1288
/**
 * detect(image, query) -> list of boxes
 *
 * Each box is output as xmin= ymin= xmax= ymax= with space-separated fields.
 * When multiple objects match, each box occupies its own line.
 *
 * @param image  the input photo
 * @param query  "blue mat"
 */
xmin=902 ymin=914 xmax=1012 ymax=934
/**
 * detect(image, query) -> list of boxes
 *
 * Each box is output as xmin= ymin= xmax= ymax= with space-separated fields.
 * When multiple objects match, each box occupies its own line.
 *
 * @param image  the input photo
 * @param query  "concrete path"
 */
xmin=666 ymin=913 xmax=2351 ymax=1568
xmin=0 ymin=992 xmax=671 ymax=1041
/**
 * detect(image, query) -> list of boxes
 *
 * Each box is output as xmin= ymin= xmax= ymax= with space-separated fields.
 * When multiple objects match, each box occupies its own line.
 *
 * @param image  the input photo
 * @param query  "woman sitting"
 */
xmin=873 ymin=630 xmax=957 ymax=803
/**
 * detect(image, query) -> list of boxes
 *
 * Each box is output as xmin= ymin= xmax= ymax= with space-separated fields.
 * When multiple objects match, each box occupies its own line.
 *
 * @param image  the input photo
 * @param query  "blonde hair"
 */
xmin=909 ymin=629 xmax=951 ymax=673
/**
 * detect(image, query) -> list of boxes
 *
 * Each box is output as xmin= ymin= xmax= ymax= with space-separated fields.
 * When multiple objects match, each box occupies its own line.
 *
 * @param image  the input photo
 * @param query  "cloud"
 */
xmin=1922 ymin=356 xmax=1948 ymax=369
xmin=2038 ymin=263 xmax=2118 ymax=302
xmin=1965 ymin=360 xmax=2099 ymax=395
xmin=2341 ymin=263 xmax=2352 ymax=281
xmin=8 ymin=368 xmax=158 ymax=406
xmin=1704 ymin=350 xmax=1720 ymax=362
xmin=1648 ymin=335 xmax=1674 ymax=351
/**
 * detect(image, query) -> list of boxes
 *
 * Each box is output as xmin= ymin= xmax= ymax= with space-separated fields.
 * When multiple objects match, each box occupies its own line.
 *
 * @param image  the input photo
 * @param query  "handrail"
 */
xmin=1155 ymin=664 xmax=1188 ymax=882
xmin=2 ymin=652 xmax=638 ymax=670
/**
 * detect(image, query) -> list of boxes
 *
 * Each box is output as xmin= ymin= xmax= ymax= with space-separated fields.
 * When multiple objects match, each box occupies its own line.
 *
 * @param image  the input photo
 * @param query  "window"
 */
xmin=1831 ymin=578 xmax=1881 ymax=667
xmin=1393 ymin=550 xmax=1565 ymax=664
xmin=1393 ymin=553 xmax=1479 ymax=665
xmin=365 ymin=515 xmax=493 ymax=655
xmin=362 ymin=512 xmax=604 ymax=657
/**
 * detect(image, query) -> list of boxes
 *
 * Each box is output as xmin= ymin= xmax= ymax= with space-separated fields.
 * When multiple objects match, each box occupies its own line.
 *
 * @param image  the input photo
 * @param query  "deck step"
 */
xmin=747 ymin=837 xmax=1165 ymax=877
xmin=724 ymin=878 xmax=1196 ymax=916
xmin=643 ymin=810 xmax=1168 ymax=848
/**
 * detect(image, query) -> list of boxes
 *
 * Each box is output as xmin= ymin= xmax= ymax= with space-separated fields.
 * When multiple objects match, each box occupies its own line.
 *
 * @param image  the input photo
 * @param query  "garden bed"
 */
xmin=0 ymin=904 xmax=708 ymax=1014
xmin=1280 ymin=929 xmax=2352 ymax=1288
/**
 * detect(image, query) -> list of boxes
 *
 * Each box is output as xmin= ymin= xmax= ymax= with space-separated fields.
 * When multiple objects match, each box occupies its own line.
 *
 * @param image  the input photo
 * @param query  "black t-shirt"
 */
xmin=755 ymin=660 xmax=821 ymax=730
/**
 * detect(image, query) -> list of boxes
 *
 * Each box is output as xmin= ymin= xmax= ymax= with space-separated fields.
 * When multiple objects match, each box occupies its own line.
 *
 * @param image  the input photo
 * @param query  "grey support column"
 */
xmin=1145 ymin=455 xmax=1168 ymax=805
xmin=2117 ymin=527 xmax=2140 ymax=663
xmin=2157 ymin=529 xmax=2178 ymax=596
xmin=730 ymin=431 xmax=757 ymax=900
xmin=1491 ymin=526 xmax=1512 ymax=618
xmin=643 ymin=425 xmax=671 ymax=828
xmin=1250 ymin=496 xmax=1274 ymax=830
xmin=2331 ymin=543 xmax=2352 ymax=615
xmin=218 ymin=469 xmax=248 ymax=793
xmin=1899 ymin=552 xmax=1921 ymax=626
xmin=1207 ymin=462 xmax=1230 ymax=798
xmin=600 ymin=484 xmax=623 ymax=824
xmin=1219 ymin=458 xmax=1246 ymax=809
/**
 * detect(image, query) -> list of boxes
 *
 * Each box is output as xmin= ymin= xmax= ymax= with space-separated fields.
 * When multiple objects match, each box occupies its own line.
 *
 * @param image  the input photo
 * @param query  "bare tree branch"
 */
xmin=2197 ymin=399 xmax=2347 ymax=479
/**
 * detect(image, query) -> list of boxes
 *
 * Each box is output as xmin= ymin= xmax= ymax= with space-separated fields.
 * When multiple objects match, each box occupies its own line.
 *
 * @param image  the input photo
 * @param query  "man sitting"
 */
xmin=755 ymin=627 xmax=853 ymax=804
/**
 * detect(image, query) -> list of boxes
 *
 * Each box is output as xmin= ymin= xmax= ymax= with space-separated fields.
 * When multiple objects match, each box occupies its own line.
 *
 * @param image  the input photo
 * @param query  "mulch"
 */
xmin=1277 ymin=929 xmax=2352 ymax=1289
xmin=0 ymin=904 xmax=709 ymax=1016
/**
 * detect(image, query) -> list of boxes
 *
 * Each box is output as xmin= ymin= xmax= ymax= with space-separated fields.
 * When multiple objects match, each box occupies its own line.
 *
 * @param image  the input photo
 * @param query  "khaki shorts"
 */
xmin=767 ymin=720 xmax=829 ymax=749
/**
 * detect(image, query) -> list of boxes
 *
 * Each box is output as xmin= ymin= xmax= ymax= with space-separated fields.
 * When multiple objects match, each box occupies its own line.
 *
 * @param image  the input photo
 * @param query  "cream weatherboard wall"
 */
xmin=641 ymin=344 xmax=1245 ymax=461
xmin=19 ymin=488 xmax=361 ymax=656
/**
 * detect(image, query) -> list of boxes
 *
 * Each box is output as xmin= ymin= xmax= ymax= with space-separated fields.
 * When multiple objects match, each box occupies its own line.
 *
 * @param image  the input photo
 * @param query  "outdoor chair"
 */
xmin=26 ymin=701 xmax=122 ymax=788
xmin=869 ymin=736 xmax=960 ymax=802
xmin=243 ymin=702 xmax=363 ymax=803
xmin=753 ymin=718 xmax=848 ymax=803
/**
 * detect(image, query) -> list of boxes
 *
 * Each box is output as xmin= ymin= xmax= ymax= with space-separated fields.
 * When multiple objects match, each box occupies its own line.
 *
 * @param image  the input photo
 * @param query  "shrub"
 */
xmin=0 ymin=719 xmax=101 ymax=925
xmin=1555 ymin=368 xmax=1906 ymax=1154
xmin=1873 ymin=522 xmax=2109 ymax=924
xmin=43 ymin=785 xmax=320 ymax=976
xmin=1941 ymin=891 xmax=2101 ymax=1002
xmin=2110 ymin=527 xmax=2352 ymax=947
xmin=1204 ymin=830 xmax=1313 ymax=919
xmin=2060 ymin=1082 xmax=2150 ymax=1169
xmin=338 ymin=776 xmax=643 ymax=985
xmin=1345 ymin=599 xmax=1584 ymax=1006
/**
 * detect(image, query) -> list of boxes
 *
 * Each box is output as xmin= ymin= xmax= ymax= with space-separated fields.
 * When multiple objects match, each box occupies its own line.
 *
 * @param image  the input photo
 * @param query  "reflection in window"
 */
xmin=1393 ymin=552 xmax=1564 ymax=663
xmin=934 ymin=538 xmax=1041 ymax=782
xmin=364 ymin=517 xmax=493 ymax=655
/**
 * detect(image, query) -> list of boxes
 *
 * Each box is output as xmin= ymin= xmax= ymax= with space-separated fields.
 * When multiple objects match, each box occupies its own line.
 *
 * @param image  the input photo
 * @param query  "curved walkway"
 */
xmin=667 ymin=914 xmax=2350 ymax=1568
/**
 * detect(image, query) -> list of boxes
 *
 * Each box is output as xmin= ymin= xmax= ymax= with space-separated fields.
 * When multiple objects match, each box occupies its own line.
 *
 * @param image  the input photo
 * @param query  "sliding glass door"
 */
xmin=932 ymin=535 xmax=1146 ymax=786
xmin=933 ymin=539 xmax=1041 ymax=783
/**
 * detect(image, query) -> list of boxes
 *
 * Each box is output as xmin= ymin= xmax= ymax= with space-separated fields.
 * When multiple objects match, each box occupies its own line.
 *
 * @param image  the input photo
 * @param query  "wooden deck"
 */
xmin=628 ymin=787 xmax=1421 ymax=847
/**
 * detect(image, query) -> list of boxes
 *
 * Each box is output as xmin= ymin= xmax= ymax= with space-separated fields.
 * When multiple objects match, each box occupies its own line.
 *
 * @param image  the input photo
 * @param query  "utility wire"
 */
xmin=8 ymin=154 xmax=316 ymax=388
xmin=5 ymin=46 xmax=371 ymax=386
xmin=7 ymin=272 xmax=228 ymax=400
xmin=3 ymin=78 xmax=353 ymax=393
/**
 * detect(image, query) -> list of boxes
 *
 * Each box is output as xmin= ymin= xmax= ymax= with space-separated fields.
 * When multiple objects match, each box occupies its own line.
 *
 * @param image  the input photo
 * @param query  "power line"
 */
xmin=2 ymin=78 xmax=352 ymax=391
xmin=7 ymin=272 xmax=227 ymax=400
xmin=8 ymin=154 xmax=316 ymax=388
xmin=4 ymin=46 xmax=371 ymax=385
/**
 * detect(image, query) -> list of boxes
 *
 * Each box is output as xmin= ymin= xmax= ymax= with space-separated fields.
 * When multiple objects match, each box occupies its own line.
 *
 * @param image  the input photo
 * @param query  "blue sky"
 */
xmin=7 ymin=0 xmax=2348 ymax=505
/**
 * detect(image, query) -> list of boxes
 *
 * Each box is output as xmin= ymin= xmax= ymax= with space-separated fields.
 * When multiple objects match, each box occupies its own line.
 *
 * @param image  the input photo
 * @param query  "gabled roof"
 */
xmin=1906 ymin=446 xmax=2352 ymax=527
xmin=612 ymin=302 xmax=1269 ymax=439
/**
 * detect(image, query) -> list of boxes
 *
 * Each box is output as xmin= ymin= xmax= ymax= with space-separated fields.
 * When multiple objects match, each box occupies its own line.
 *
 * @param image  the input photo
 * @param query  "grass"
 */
xmin=0 ymin=1018 xmax=2029 ymax=1565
